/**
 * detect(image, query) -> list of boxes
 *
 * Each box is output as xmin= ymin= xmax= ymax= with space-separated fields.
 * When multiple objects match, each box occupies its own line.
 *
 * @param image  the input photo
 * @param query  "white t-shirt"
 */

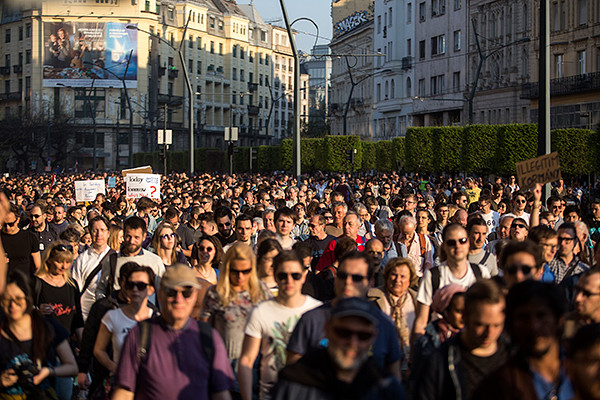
xmin=480 ymin=210 xmax=500 ymax=235
xmin=416 ymin=262 xmax=491 ymax=306
xmin=245 ymin=296 xmax=322 ymax=400
xmin=101 ymin=307 xmax=154 ymax=363
xmin=505 ymin=212 xmax=530 ymax=225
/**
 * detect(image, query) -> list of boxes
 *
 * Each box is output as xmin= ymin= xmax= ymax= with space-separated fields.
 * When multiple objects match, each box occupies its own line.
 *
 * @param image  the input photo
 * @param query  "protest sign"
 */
xmin=75 ymin=180 xmax=106 ymax=202
xmin=126 ymin=174 xmax=160 ymax=200
xmin=122 ymin=166 xmax=153 ymax=177
xmin=108 ymin=176 xmax=116 ymax=188
xmin=516 ymin=152 xmax=561 ymax=191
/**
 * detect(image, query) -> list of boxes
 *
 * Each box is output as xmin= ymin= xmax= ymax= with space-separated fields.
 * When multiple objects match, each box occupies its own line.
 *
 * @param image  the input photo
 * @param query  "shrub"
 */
xmin=361 ymin=141 xmax=376 ymax=171
xmin=405 ymin=127 xmax=434 ymax=172
xmin=495 ymin=124 xmax=538 ymax=175
xmin=462 ymin=125 xmax=498 ymax=174
xmin=551 ymin=128 xmax=597 ymax=176
xmin=375 ymin=140 xmax=394 ymax=172
xmin=432 ymin=127 xmax=463 ymax=173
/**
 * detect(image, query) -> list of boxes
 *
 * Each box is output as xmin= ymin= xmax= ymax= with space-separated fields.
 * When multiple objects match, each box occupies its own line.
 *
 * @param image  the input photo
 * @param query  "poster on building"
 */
xmin=126 ymin=174 xmax=161 ymax=200
xmin=75 ymin=179 xmax=106 ymax=202
xmin=43 ymin=22 xmax=138 ymax=88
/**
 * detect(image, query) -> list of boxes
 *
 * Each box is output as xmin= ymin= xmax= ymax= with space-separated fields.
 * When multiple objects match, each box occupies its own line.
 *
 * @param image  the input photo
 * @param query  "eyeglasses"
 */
xmin=1 ymin=296 xmax=26 ymax=306
xmin=4 ymin=220 xmax=17 ymax=227
xmin=308 ymin=224 xmax=319 ymax=229
xmin=505 ymin=264 xmax=534 ymax=275
xmin=125 ymin=281 xmax=149 ymax=291
xmin=511 ymin=224 xmax=528 ymax=230
xmin=444 ymin=237 xmax=468 ymax=247
xmin=31 ymin=214 xmax=42 ymax=219
xmin=276 ymin=272 xmax=303 ymax=281
xmin=161 ymin=232 xmax=176 ymax=240
xmin=574 ymin=286 xmax=600 ymax=298
xmin=558 ymin=236 xmax=574 ymax=243
xmin=540 ymin=243 xmax=559 ymax=251
xmin=165 ymin=287 xmax=194 ymax=299
xmin=230 ymin=268 xmax=252 ymax=276
xmin=331 ymin=326 xmax=374 ymax=342
xmin=336 ymin=271 xmax=366 ymax=283
xmin=199 ymin=201 xmax=210 ymax=205
xmin=54 ymin=244 xmax=73 ymax=252
xmin=197 ymin=246 xmax=214 ymax=252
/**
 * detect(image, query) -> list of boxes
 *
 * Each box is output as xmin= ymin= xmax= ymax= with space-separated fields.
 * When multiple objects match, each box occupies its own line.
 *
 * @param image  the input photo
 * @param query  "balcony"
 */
xmin=247 ymin=105 xmax=260 ymax=115
xmin=168 ymin=68 xmax=179 ymax=79
xmin=13 ymin=65 xmax=23 ymax=73
xmin=158 ymin=66 xmax=166 ymax=76
xmin=158 ymin=93 xmax=184 ymax=106
xmin=0 ymin=92 xmax=22 ymax=103
xmin=402 ymin=56 xmax=413 ymax=70
xmin=0 ymin=66 xmax=10 ymax=75
xmin=521 ymin=72 xmax=600 ymax=99
xmin=247 ymin=82 xmax=258 ymax=92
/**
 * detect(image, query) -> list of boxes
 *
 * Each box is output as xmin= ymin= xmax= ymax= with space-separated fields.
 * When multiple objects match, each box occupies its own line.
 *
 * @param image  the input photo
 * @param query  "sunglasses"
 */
xmin=516 ymin=199 xmax=527 ymax=204
xmin=197 ymin=246 xmax=214 ymax=252
xmin=31 ymin=214 xmax=43 ymax=219
xmin=161 ymin=232 xmax=176 ymax=240
xmin=4 ymin=220 xmax=17 ymax=227
xmin=574 ymin=286 xmax=600 ymax=298
xmin=165 ymin=287 xmax=194 ymax=299
xmin=54 ymin=244 xmax=74 ymax=252
xmin=445 ymin=237 xmax=468 ymax=247
xmin=332 ymin=326 xmax=374 ymax=342
xmin=276 ymin=272 xmax=303 ymax=281
xmin=230 ymin=268 xmax=252 ymax=276
xmin=558 ymin=236 xmax=574 ymax=243
xmin=512 ymin=224 xmax=528 ymax=230
xmin=336 ymin=271 xmax=366 ymax=283
xmin=218 ymin=222 xmax=231 ymax=227
xmin=125 ymin=281 xmax=149 ymax=291
xmin=505 ymin=264 xmax=534 ymax=275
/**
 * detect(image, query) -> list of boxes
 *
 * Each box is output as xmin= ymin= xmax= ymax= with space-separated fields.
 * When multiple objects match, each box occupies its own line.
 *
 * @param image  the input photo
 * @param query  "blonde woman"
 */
xmin=201 ymin=243 xmax=272 ymax=369
xmin=151 ymin=222 xmax=188 ymax=268
xmin=107 ymin=225 xmax=123 ymax=251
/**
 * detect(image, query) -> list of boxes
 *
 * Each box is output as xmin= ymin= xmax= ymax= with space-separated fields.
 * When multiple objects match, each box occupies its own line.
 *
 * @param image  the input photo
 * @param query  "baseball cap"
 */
xmin=160 ymin=264 xmax=201 ymax=290
xmin=331 ymin=297 xmax=377 ymax=326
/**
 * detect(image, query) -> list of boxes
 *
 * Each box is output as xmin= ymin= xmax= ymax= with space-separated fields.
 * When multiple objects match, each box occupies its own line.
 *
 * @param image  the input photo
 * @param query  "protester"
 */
xmin=2 ymin=204 xmax=41 ymax=277
xmin=151 ymin=222 xmax=188 ymax=268
xmin=256 ymin=238 xmax=283 ymax=295
xmin=191 ymin=235 xmax=223 ymax=285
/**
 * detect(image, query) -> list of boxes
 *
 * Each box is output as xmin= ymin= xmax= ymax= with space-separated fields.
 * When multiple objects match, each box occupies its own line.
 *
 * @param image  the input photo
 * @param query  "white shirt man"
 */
xmin=397 ymin=215 xmax=434 ymax=276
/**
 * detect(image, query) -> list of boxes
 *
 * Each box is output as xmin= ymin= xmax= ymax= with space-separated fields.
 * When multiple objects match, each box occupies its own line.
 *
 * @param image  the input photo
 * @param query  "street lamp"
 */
xmin=343 ymin=57 xmax=391 ymax=136
xmin=127 ymin=16 xmax=195 ymax=175
xmin=83 ymin=50 xmax=134 ymax=168
xmin=468 ymin=19 xmax=530 ymax=124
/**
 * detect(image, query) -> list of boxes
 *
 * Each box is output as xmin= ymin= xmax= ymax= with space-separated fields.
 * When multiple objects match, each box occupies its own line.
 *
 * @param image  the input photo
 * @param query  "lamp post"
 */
xmin=469 ymin=20 xmax=530 ymax=124
xmin=128 ymin=15 xmax=195 ymax=175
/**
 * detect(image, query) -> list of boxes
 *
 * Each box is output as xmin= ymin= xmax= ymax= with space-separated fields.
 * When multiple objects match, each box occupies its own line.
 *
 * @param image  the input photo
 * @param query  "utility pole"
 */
xmin=538 ymin=0 xmax=551 ymax=200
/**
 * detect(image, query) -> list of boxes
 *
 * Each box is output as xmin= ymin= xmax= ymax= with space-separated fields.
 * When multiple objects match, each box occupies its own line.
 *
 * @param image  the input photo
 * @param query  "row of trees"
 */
xmin=133 ymin=124 xmax=600 ymax=176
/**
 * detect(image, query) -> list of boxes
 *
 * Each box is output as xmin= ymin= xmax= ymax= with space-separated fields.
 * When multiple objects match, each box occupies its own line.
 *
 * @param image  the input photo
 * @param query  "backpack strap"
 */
xmin=417 ymin=233 xmax=427 ymax=258
xmin=81 ymin=249 xmax=116 ymax=294
xmin=197 ymin=320 xmax=214 ymax=390
xmin=479 ymin=251 xmax=491 ymax=267
xmin=469 ymin=263 xmax=483 ymax=280
xmin=430 ymin=266 xmax=441 ymax=295
xmin=137 ymin=320 xmax=153 ymax=363
xmin=106 ymin=252 xmax=119 ymax=296
xmin=326 ymin=265 xmax=337 ymax=278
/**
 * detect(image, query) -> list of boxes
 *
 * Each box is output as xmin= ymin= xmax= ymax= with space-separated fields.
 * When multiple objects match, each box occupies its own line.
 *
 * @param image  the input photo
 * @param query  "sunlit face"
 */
xmin=1 ymin=283 xmax=28 ymax=321
xmin=333 ymin=206 xmax=346 ymax=225
xmin=229 ymin=259 xmax=253 ymax=290
xmin=386 ymin=265 xmax=411 ymax=297
xmin=573 ymin=273 xmax=600 ymax=320
xmin=443 ymin=227 xmax=470 ymax=262
xmin=91 ymin=220 xmax=110 ymax=248
xmin=444 ymin=295 xmax=465 ymax=330
xmin=276 ymin=215 xmax=294 ymax=237
xmin=538 ymin=238 xmax=558 ymax=263
xmin=125 ymin=271 xmax=154 ymax=303
xmin=159 ymin=227 xmax=176 ymax=250
xmin=159 ymin=285 xmax=197 ymax=323
xmin=196 ymin=239 xmax=216 ymax=266
xmin=469 ymin=224 xmax=488 ymax=250
xmin=123 ymin=227 xmax=145 ymax=255
xmin=259 ymin=249 xmax=279 ymax=278
xmin=557 ymin=227 xmax=577 ymax=258
xmin=235 ymin=220 xmax=253 ymax=242
xmin=343 ymin=214 xmax=360 ymax=238
xmin=416 ymin=211 xmax=430 ymax=229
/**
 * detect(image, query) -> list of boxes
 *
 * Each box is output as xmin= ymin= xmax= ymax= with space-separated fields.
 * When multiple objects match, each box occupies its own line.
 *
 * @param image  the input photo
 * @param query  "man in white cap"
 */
xmin=112 ymin=264 xmax=235 ymax=400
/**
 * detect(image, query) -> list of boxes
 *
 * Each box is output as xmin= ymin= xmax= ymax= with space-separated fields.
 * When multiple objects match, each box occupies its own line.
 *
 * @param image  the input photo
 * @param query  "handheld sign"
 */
xmin=122 ymin=166 xmax=153 ymax=177
xmin=108 ymin=177 xmax=116 ymax=188
xmin=75 ymin=180 xmax=106 ymax=202
xmin=516 ymin=152 xmax=561 ymax=191
xmin=126 ymin=174 xmax=160 ymax=200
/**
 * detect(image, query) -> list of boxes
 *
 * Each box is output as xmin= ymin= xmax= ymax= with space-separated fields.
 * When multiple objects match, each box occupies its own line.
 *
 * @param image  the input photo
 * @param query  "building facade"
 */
xmin=523 ymin=0 xmax=600 ymax=130
xmin=299 ymin=44 xmax=331 ymax=128
xmin=0 ymin=0 xmax=300 ymax=172
xmin=372 ymin=0 xmax=414 ymax=140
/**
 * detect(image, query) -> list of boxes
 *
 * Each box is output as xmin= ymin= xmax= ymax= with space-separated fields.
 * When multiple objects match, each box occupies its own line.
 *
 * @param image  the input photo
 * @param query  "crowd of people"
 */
xmin=0 ymin=170 xmax=599 ymax=400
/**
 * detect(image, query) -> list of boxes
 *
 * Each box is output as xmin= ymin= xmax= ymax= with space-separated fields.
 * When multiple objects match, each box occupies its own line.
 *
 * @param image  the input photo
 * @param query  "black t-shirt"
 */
xmin=214 ymin=232 xmax=236 ymax=247
xmin=0 ymin=314 xmax=69 ymax=396
xmin=303 ymin=234 xmax=335 ymax=269
xmin=459 ymin=337 xmax=509 ymax=400
xmin=1 ymin=229 xmax=39 ymax=277
xmin=34 ymin=277 xmax=84 ymax=335
xmin=176 ymin=224 xmax=195 ymax=250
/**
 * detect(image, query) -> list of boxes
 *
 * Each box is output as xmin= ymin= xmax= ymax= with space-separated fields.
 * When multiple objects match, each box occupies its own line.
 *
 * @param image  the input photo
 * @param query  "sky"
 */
xmin=248 ymin=0 xmax=333 ymax=53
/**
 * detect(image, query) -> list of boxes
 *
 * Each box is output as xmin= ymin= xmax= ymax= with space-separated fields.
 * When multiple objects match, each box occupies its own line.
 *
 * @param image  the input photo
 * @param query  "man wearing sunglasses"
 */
xmin=564 ymin=267 xmax=600 ymax=340
xmin=113 ymin=264 xmax=235 ymax=400
xmin=505 ymin=191 xmax=531 ymax=225
xmin=1 ymin=204 xmax=41 ymax=277
xmin=548 ymin=222 xmax=589 ymax=285
xmin=239 ymin=251 xmax=321 ymax=400
xmin=28 ymin=204 xmax=58 ymax=253
xmin=287 ymin=251 xmax=402 ymax=380
xmin=273 ymin=297 xmax=406 ymax=400
xmin=413 ymin=223 xmax=490 ymax=339
xmin=214 ymin=207 xmax=236 ymax=247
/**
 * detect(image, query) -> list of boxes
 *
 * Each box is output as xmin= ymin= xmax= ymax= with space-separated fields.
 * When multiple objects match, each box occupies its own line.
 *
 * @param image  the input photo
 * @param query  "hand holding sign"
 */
xmin=126 ymin=174 xmax=161 ymax=200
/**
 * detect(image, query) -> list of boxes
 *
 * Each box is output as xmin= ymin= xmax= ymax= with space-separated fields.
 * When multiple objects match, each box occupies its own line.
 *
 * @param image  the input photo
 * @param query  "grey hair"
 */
xmin=331 ymin=201 xmax=348 ymax=212
xmin=374 ymin=219 xmax=394 ymax=233
xmin=398 ymin=215 xmax=417 ymax=227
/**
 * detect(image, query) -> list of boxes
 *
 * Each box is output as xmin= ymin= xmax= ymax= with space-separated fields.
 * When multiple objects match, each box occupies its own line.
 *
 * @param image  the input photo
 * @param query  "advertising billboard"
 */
xmin=43 ymin=22 xmax=138 ymax=88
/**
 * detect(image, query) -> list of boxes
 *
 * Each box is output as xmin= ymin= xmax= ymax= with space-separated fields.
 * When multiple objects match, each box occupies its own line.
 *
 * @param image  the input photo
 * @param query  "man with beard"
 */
xmin=473 ymin=281 xmax=573 ymax=400
xmin=272 ymin=297 xmax=406 ymax=400
xmin=95 ymin=216 xmax=165 ymax=301
xmin=28 ymin=204 xmax=58 ymax=253
xmin=214 ymin=207 xmax=236 ymax=247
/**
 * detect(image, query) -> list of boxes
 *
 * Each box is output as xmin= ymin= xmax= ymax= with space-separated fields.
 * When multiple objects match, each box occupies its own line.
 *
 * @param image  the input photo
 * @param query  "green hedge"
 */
xmin=133 ymin=125 xmax=600 ymax=175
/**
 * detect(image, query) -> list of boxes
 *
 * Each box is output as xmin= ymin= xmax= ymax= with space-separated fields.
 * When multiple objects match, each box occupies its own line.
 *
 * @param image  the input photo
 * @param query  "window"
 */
xmin=454 ymin=0 xmax=461 ymax=10
xmin=407 ymin=39 xmax=412 ymax=56
xmin=555 ymin=54 xmax=563 ymax=78
xmin=431 ymin=34 xmax=446 ymax=56
xmin=453 ymin=71 xmax=460 ymax=91
xmin=197 ymin=37 xmax=202 ymax=50
xmin=5 ymin=29 xmax=10 ymax=43
xmin=25 ymin=24 xmax=31 ymax=38
xmin=418 ymin=79 xmax=425 ymax=96
xmin=240 ymin=48 xmax=245 ymax=59
xmin=431 ymin=74 xmax=445 ymax=95
xmin=196 ymin=85 xmax=202 ymax=100
xmin=578 ymin=50 xmax=586 ymax=74
xmin=232 ymin=91 xmax=237 ymax=104
xmin=18 ymin=27 xmax=23 ymax=41
xmin=210 ymin=41 xmax=214 ymax=54
xmin=419 ymin=40 xmax=426 ymax=59
xmin=377 ymin=83 xmax=381 ymax=101
xmin=453 ymin=30 xmax=461 ymax=51
xmin=385 ymin=81 xmax=389 ymax=99
xmin=189 ymin=35 xmax=193 ymax=48
xmin=391 ymin=79 xmax=395 ymax=98
xmin=219 ymin=43 xmax=223 ymax=55
xmin=561 ymin=1 xmax=566 ymax=29
xmin=240 ymin=69 xmax=245 ymax=81
xmin=407 ymin=3 xmax=412 ymax=23
xmin=189 ymin=59 xmax=193 ymax=72
xmin=389 ymin=7 xmax=393 ymax=26
xmin=432 ymin=0 xmax=446 ymax=16
xmin=233 ymin=67 xmax=237 ymax=80
xmin=232 ymin=45 xmax=237 ymax=57
xmin=25 ymin=50 xmax=31 ymax=64
xmin=579 ymin=0 xmax=587 ymax=25
xmin=419 ymin=2 xmax=426 ymax=21
xmin=197 ymin=61 xmax=202 ymax=75
xmin=5 ymin=54 xmax=10 ymax=67
xmin=259 ymin=74 xmax=263 ymax=85
xmin=377 ymin=15 xmax=381 ymax=33
xmin=406 ymin=77 xmax=412 ymax=97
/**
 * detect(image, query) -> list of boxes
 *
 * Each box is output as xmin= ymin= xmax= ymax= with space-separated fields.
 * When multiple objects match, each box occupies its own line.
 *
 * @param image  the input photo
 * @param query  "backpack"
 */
xmin=430 ymin=263 xmax=483 ymax=294
xmin=80 ymin=249 xmax=117 ymax=294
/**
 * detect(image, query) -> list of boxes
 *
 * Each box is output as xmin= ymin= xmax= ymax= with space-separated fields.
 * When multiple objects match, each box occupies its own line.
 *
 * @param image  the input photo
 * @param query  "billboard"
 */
xmin=43 ymin=22 xmax=138 ymax=88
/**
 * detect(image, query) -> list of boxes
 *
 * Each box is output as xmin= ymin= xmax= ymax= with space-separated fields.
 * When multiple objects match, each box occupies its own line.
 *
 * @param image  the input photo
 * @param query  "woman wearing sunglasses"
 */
xmin=93 ymin=263 xmax=155 ymax=394
xmin=191 ymin=235 xmax=223 ymax=285
xmin=200 ymin=243 xmax=272 ymax=392
xmin=151 ymin=222 xmax=188 ymax=268
xmin=0 ymin=270 xmax=78 ymax=400
xmin=238 ymin=250 xmax=321 ymax=400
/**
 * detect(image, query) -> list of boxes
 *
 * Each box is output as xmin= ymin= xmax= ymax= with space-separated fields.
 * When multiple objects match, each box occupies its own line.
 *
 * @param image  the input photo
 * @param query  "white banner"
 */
xmin=75 ymin=179 xmax=106 ymax=202
xmin=126 ymin=174 xmax=160 ymax=200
